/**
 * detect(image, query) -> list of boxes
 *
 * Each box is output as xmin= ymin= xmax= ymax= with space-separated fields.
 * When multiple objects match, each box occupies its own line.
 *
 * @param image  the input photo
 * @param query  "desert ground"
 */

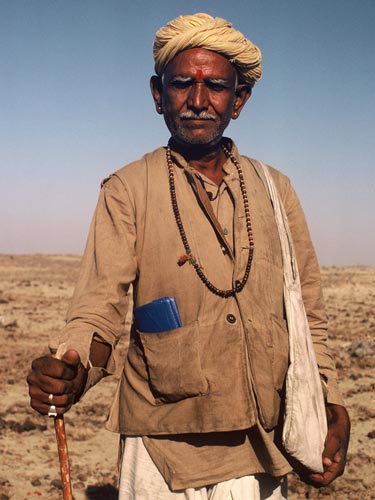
xmin=0 ymin=254 xmax=374 ymax=499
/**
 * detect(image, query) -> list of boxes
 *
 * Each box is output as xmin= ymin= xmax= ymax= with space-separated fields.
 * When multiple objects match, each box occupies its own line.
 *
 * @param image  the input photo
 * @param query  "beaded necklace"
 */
xmin=167 ymin=144 xmax=254 ymax=298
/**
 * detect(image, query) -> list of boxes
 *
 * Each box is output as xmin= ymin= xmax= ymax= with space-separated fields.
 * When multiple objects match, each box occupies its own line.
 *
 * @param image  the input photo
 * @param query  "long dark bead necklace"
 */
xmin=167 ymin=144 xmax=255 ymax=298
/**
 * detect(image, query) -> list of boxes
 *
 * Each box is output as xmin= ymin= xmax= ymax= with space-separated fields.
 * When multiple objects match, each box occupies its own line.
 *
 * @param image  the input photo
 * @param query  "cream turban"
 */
xmin=153 ymin=13 xmax=262 ymax=87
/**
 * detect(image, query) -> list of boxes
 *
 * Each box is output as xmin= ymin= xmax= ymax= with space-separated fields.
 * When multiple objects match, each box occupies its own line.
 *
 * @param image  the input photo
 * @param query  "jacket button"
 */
xmin=226 ymin=314 xmax=236 ymax=324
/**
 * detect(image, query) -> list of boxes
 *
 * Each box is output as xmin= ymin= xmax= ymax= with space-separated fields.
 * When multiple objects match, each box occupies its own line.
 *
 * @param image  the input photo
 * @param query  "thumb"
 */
xmin=60 ymin=349 xmax=82 ymax=368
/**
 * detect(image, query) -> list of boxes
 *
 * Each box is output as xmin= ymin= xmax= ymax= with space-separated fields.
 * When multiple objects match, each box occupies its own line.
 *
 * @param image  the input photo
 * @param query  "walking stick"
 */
xmin=48 ymin=404 xmax=73 ymax=499
xmin=48 ymin=348 xmax=73 ymax=500
xmin=55 ymin=416 xmax=73 ymax=499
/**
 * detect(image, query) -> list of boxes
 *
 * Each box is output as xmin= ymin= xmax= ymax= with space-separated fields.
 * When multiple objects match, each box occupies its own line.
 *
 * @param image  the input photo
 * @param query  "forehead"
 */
xmin=163 ymin=47 xmax=237 ymax=81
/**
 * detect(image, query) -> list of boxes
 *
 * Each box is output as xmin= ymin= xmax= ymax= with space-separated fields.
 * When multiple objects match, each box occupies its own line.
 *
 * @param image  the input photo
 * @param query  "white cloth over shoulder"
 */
xmin=119 ymin=437 xmax=287 ymax=500
xmin=250 ymin=159 xmax=327 ymax=473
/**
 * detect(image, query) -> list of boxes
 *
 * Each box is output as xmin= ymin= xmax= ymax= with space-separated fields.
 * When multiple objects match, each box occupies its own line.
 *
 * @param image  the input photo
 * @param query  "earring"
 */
xmin=233 ymin=111 xmax=238 ymax=118
xmin=157 ymin=104 xmax=162 ymax=113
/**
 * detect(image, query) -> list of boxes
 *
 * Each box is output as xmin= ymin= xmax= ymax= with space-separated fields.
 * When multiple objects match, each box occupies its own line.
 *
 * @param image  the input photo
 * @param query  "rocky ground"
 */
xmin=0 ymin=255 xmax=374 ymax=499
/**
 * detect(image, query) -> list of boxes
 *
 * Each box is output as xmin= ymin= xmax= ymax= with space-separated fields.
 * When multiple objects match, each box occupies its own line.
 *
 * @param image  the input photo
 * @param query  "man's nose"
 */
xmin=187 ymin=83 xmax=209 ymax=111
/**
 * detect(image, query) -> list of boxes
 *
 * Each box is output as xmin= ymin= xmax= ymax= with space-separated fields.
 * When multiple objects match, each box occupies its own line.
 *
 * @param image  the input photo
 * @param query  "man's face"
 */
xmin=155 ymin=48 xmax=241 ymax=147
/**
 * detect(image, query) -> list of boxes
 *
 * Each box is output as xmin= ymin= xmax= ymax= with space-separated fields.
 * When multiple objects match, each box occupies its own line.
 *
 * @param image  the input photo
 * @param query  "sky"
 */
xmin=1 ymin=0 xmax=374 ymax=266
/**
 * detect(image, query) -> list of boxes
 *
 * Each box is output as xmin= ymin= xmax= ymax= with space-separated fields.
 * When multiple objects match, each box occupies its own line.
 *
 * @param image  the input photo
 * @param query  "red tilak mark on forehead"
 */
xmin=195 ymin=69 xmax=203 ymax=80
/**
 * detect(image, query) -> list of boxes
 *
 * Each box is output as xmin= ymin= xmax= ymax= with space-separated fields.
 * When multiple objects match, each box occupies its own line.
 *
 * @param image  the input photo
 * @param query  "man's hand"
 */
xmin=301 ymin=404 xmax=350 ymax=487
xmin=27 ymin=350 xmax=88 ymax=416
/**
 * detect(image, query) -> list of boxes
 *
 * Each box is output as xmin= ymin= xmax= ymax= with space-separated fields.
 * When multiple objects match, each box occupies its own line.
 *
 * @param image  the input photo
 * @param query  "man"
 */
xmin=27 ymin=13 xmax=350 ymax=499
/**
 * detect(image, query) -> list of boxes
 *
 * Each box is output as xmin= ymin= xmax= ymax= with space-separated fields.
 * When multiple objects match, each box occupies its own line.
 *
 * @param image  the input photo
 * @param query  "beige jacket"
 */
xmin=57 ymin=142 xmax=343 ymax=436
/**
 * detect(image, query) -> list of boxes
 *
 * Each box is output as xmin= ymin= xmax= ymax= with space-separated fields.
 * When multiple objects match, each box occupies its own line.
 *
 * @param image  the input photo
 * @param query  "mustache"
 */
xmin=179 ymin=111 xmax=216 ymax=121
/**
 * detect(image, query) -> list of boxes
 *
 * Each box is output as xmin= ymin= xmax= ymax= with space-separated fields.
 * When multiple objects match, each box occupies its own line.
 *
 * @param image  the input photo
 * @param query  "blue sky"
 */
xmin=1 ymin=0 xmax=374 ymax=265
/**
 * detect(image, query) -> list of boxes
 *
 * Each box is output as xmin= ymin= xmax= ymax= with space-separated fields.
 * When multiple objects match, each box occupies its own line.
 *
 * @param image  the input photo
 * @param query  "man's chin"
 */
xmin=172 ymin=131 xmax=223 ymax=147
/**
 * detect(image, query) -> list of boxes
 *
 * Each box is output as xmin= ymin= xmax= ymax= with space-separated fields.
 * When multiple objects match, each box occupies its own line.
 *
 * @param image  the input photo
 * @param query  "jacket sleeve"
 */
xmin=276 ymin=172 xmax=344 ymax=406
xmin=49 ymin=173 xmax=137 ymax=389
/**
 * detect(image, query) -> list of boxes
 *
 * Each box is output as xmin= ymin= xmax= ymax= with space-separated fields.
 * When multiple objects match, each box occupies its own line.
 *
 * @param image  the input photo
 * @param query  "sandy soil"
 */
xmin=0 ymin=255 xmax=374 ymax=500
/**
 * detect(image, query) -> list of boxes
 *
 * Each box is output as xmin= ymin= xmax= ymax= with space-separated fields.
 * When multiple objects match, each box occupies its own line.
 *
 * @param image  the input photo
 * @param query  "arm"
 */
xmin=54 ymin=174 xmax=137 ymax=368
xmin=28 ymin=174 xmax=137 ymax=414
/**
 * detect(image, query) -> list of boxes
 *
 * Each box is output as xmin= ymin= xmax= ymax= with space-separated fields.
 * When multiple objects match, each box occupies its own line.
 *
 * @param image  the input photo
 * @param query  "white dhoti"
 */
xmin=119 ymin=437 xmax=287 ymax=500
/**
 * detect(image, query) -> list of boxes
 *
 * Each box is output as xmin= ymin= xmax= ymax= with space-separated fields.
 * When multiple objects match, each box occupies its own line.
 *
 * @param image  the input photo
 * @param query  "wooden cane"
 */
xmin=49 ymin=347 xmax=73 ymax=500
xmin=54 ymin=415 xmax=73 ymax=500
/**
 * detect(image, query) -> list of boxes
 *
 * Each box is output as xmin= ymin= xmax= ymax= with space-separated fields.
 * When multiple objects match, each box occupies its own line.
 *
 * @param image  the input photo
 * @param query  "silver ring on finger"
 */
xmin=48 ymin=405 xmax=57 ymax=417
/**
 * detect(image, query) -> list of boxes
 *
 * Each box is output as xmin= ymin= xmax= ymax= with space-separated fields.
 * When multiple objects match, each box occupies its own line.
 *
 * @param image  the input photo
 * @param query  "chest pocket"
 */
xmin=139 ymin=320 xmax=209 ymax=404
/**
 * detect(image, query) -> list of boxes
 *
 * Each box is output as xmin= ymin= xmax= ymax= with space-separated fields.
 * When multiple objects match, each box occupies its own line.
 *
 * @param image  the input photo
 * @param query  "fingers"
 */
xmin=29 ymin=385 xmax=74 ymax=408
xmin=28 ymin=385 xmax=75 ymax=415
xmin=31 ymin=351 xmax=81 ymax=380
xmin=304 ymin=405 xmax=350 ymax=488
xmin=322 ymin=456 xmax=333 ymax=467
xmin=30 ymin=400 xmax=72 ymax=416
xmin=306 ymin=459 xmax=344 ymax=487
xmin=322 ymin=451 xmax=341 ymax=468
xmin=27 ymin=350 xmax=86 ymax=416
xmin=27 ymin=369 xmax=74 ymax=396
xmin=303 ymin=447 xmax=345 ymax=487
xmin=29 ymin=359 xmax=64 ymax=383
xmin=28 ymin=373 xmax=76 ymax=415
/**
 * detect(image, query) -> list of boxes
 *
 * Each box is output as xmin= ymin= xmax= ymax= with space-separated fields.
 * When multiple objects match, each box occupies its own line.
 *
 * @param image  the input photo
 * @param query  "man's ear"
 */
xmin=150 ymin=75 xmax=163 ymax=114
xmin=232 ymin=84 xmax=252 ymax=120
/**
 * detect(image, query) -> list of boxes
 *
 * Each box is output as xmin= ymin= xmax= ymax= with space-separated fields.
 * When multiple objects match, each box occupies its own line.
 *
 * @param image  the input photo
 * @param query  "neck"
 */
xmin=169 ymin=138 xmax=229 ymax=185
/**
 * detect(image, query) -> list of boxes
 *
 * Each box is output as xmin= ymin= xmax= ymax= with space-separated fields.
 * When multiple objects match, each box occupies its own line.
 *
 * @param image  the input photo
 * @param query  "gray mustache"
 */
xmin=179 ymin=111 xmax=216 ymax=120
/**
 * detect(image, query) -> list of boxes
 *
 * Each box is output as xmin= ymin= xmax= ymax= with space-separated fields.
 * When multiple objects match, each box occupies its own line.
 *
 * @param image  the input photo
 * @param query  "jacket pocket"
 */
xmin=139 ymin=321 xmax=209 ymax=403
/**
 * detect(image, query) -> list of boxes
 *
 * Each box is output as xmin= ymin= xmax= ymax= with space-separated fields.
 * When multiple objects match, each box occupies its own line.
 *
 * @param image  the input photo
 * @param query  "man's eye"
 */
xmin=206 ymin=82 xmax=227 ymax=91
xmin=170 ymin=80 xmax=192 ymax=89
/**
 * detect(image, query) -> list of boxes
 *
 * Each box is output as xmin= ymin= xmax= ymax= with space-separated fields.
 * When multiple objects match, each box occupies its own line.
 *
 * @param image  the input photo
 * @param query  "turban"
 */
xmin=153 ymin=13 xmax=262 ymax=87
